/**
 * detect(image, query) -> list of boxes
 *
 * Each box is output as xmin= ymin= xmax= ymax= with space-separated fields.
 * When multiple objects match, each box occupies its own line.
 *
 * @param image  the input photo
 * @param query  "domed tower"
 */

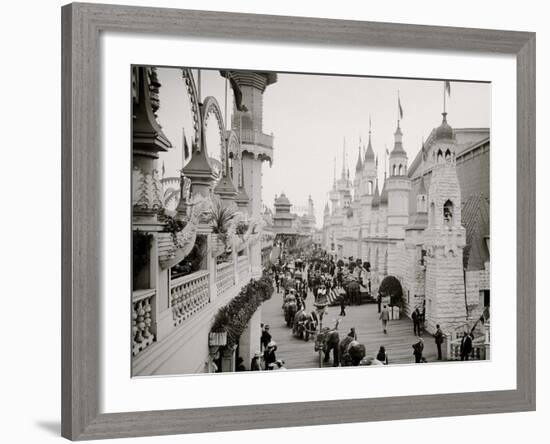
xmin=223 ymin=71 xmax=277 ymax=277
xmin=423 ymin=112 xmax=467 ymax=333
xmin=360 ymin=124 xmax=378 ymax=241
xmin=386 ymin=121 xmax=411 ymax=239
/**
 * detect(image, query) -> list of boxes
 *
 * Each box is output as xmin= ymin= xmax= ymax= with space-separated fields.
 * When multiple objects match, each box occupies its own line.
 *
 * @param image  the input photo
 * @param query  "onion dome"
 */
xmin=371 ymin=182 xmax=380 ymax=208
xmin=380 ymin=180 xmax=388 ymax=206
xmin=434 ymin=112 xmax=454 ymax=141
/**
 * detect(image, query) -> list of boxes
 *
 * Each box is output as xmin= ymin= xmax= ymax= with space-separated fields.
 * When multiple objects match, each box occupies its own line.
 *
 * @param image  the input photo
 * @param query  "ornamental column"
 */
xmin=224 ymin=71 xmax=278 ymax=278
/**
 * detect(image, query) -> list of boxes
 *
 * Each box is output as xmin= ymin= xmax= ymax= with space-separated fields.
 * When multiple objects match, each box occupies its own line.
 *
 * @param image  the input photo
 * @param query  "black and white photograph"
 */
xmin=132 ymin=66 xmax=490 ymax=376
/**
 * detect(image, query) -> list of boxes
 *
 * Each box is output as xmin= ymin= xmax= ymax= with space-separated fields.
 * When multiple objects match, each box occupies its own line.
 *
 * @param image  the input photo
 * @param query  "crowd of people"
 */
xmin=254 ymin=247 xmax=480 ymax=368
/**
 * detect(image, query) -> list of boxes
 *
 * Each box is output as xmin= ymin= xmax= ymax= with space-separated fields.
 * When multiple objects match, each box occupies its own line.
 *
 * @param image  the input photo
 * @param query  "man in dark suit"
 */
xmin=412 ymin=307 xmax=421 ymax=336
xmin=460 ymin=331 xmax=474 ymax=361
xmin=434 ymin=324 xmax=444 ymax=360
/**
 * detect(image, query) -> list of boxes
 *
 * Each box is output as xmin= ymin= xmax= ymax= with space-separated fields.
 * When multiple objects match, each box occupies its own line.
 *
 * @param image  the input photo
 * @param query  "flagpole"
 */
xmin=224 ymin=76 xmax=228 ymax=131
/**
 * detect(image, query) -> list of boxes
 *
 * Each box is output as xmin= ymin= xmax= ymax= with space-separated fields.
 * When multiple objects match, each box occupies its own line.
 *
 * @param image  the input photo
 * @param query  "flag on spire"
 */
xmin=398 ymin=92 xmax=404 ymax=120
xmin=444 ymin=80 xmax=451 ymax=97
xmin=443 ymin=80 xmax=451 ymax=112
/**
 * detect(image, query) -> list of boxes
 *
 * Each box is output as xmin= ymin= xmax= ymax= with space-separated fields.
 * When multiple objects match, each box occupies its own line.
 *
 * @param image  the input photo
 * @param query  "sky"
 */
xmin=155 ymin=67 xmax=490 ymax=226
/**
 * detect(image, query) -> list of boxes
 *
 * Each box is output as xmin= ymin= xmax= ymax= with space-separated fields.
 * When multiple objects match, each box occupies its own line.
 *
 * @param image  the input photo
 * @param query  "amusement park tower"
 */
xmin=224 ymin=71 xmax=277 ymax=277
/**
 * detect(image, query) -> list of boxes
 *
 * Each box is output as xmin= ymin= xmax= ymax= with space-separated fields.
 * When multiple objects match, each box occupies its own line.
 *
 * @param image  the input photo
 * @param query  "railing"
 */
xmin=237 ymin=255 xmax=249 ymax=283
xmin=216 ymin=261 xmax=235 ymax=296
xmin=170 ymin=270 xmax=210 ymax=327
xmin=445 ymin=312 xmax=490 ymax=361
xmin=132 ymin=288 xmax=156 ymax=356
xmin=447 ymin=338 xmax=488 ymax=361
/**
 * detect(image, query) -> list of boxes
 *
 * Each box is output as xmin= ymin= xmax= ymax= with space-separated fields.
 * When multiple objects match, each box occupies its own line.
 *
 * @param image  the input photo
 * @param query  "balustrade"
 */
xmin=216 ymin=261 xmax=235 ymax=296
xmin=237 ymin=255 xmax=249 ymax=283
xmin=132 ymin=289 xmax=156 ymax=356
xmin=170 ymin=270 xmax=210 ymax=326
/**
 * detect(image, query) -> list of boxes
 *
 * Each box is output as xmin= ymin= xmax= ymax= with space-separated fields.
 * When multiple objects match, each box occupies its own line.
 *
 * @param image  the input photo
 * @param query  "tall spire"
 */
xmin=355 ymin=142 xmax=363 ymax=172
xmin=333 ymin=156 xmax=336 ymax=188
xmin=364 ymin=115 xmax=375 ymax=163
xmin=341 ymin=137 xmax=347 ymax=180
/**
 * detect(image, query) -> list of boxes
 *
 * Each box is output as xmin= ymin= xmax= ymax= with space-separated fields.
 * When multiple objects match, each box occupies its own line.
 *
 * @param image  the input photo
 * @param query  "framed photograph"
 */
xmin=62 ymin=3 xmax=535 ymax=440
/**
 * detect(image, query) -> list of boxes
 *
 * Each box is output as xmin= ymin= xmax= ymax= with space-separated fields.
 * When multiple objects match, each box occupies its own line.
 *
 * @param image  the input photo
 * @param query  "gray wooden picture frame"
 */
xmin=61 ymin=2 xmax=536 ymax=440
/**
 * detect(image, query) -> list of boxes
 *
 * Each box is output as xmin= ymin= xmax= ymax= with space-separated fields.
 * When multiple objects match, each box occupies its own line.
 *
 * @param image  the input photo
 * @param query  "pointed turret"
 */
xmin=386 ymin=119 xmax=411 ymax=238
xmin=371 ymin=181 xmax=380 ymax=208
xmin=389 ymin=120 xmax=408 ymax=177
xmin=355 ymin=145 xmax=363 ymax=172
xmin=364 ymin=131 xmax=375 ymax=164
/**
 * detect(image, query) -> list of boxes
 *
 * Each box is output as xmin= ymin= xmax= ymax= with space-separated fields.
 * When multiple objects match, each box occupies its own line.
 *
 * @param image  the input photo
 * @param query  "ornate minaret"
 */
xmin=224 ymin=71 xmax=277 ymax=277
xmin=132 ymin=66 xmax=172 ymax=222
xmin=386 ymin=120 xmax=411 ymax=239
xmin=424 ymin=112 xmax=467 ymax=332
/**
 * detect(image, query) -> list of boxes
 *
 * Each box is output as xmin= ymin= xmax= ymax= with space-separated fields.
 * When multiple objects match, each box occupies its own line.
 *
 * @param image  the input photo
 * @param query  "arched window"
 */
xmin=368 ymin=181 xmax=373 ymax=194
xmin=445 ymin=149 xmax=451 ymax=162
xmin=437 ymin=149 xmax=443 ymax=163
xmin=443 ymin=199 xmax=454 ymax=225
xmin=398 ymin=164 xmax=403 ymax=175
xmin=392 ymin=164 xmax=397 ymax=176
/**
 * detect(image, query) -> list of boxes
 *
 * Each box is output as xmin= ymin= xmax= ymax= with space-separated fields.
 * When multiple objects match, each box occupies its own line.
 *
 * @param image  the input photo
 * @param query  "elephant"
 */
xmin=292 ymin=310 xmax=318 ymax=341
xmin=314 ymin=328 xmax=340 ymax=366
xmin=338 ymin=336 xmax=367 ymax=366
xmin=283 ymin=301 xmax=297 ymax=327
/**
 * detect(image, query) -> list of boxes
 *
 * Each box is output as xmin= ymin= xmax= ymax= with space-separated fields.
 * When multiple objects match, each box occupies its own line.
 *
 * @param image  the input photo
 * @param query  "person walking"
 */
xmin=274 ymin=272 xmax=280 ymax=293
xmin=379 ymin=305 xmax=390 ymax=334
xmin=412 ymin=337 xmax=424 ymax=363
xmin=412 ymin=307 xmax=421 ymax=336
xmin=376 ymin=346 xmax=389 ymax=365
xmin=434 ymin=324 xmax=444 ymax=360
xmin=260 ymin=325 xmax=272 ymax=351
xmin=460 ymin=331 xmax=474 ymax=361
xmin=339 ymin=294 xmax=346 ymax=316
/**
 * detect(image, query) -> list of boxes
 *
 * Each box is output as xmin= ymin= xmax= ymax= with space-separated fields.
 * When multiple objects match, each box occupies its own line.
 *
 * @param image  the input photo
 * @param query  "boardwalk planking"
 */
xmin=262 ymin=288 xmax=440 ymax=369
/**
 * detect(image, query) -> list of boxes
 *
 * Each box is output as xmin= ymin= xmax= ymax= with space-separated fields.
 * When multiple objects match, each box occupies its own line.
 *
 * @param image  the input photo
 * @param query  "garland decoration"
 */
xmin=210 ymin=272 xmax=273 ymax=347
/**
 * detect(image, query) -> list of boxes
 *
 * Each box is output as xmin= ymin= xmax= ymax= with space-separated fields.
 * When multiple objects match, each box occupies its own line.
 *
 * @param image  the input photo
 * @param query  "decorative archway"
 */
xmin=200 ymin=95 xmax=226 ymax=161
xmin=379 ymin=275 xmax=403 ymax=307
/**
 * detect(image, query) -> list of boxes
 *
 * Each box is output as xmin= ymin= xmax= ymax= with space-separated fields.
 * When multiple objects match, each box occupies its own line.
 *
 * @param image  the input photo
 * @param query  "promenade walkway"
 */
xmin=261 ymin=287 xmax=440 ymax=369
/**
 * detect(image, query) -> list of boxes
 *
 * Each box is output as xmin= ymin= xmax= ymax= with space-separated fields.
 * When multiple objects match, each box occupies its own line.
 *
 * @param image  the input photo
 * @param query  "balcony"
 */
xmin=132 ymin=288 xmax=156 ymax=356
xmin=170 ymin=270 xmax=210 ymax=327
xmin=239 ymin=129 xmax=274 ymax=149
xmin=216 ymin=261 xmax=235 ymax=296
